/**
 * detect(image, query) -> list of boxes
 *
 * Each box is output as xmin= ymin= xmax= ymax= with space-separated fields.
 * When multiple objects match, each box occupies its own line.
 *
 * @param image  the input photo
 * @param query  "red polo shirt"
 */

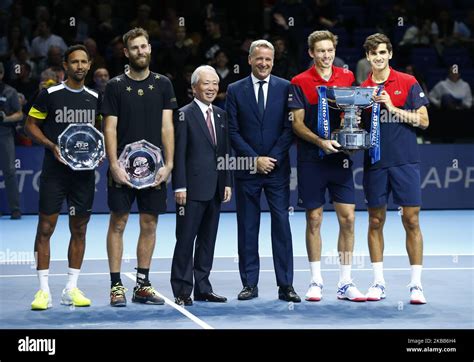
xmin=361 ymin=67 xmax=429 ymax=169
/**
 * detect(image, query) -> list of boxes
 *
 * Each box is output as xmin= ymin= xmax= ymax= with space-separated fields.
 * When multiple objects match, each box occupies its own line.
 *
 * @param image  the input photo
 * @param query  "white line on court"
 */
xmin=123 ymin=272 xmax=213 ymax=330
xmin=2 ymin=267 xmax=473 ymax=278
xmin=1 ymin=254 xmax=473 ymax=263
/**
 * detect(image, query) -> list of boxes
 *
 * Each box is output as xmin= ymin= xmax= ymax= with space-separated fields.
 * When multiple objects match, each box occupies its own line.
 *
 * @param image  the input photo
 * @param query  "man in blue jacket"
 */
xmin=226 ymin=39 xmax=300 ymax=302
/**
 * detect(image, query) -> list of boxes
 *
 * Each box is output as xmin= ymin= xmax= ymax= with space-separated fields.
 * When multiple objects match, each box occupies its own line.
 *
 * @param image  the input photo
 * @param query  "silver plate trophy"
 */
xmin=58 ymin=123 xmax=105 ymax=170
xmin=118 ymin=140 xmax=164 ymax=189
xmin=325 ymin=86 xmax=377 ymax=150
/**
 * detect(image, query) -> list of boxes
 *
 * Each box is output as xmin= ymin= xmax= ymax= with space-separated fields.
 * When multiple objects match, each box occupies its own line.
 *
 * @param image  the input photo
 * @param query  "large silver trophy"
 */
xmin=118 ymin=140 xmax=164 ymax=189
xmin=325 ymin=86 xmax=377 ymax=150
xmin=58 ymin=123 xmax=105 ymax=170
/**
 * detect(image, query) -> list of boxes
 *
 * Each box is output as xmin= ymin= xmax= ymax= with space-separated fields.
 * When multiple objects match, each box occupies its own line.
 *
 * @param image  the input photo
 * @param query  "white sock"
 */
xmin=372 ymin=262 xmax=385 ymax=284
xmin=65 ymin=268 xmax=80 ymax=290
xmin=309 ymin=261 xmax=323 ymax=284
xmin=37 ymin=269 xmax=50 ymax=293
xmin=339 ymin=264 xmax=352 ymax=285
xmin=410 ymin=265 xmax=423 ymax=286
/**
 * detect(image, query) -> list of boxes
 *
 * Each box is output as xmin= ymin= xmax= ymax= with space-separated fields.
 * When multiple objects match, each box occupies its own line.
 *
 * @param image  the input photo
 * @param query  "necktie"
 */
xmin=257 ymin=80 xmax=266 ymax=118
xmin=206 ymin=108 xmax=216 ymax=145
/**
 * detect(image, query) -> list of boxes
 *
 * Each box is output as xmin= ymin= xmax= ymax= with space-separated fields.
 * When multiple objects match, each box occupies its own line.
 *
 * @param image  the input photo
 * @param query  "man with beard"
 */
xmin=101 ymin=28 xmax=177 ymax=307
xmin=25 ymin=45 xmax=99 ymax=310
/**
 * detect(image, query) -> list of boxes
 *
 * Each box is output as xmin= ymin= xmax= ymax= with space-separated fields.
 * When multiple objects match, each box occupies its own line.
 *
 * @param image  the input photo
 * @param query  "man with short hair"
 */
xmin=227 ymin=39 xmax=299 ymax=302
xmin=101 ymin=27 xmax=177 ymax=307
xmin=0 ymin=61 xmax=23 ymax=220
xmin=361 ymin=33 xmax=429 ymax=304
xmin=171 ymin=65 xmax=231 ymax=306
xmin=289 ymin=30 xmax=366 ymax=302
xmin=25 ymin=45 xmax=99 ymax=310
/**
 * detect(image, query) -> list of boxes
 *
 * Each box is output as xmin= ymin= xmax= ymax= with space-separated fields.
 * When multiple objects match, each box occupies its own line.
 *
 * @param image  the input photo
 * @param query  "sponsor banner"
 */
xmin=1 ymin=144 xmax=473 ymax=213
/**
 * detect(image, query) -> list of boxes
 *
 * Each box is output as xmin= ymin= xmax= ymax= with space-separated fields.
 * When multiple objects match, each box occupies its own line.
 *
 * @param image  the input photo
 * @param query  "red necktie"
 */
xmin=206 ymin=108 xmax=216 ymax=145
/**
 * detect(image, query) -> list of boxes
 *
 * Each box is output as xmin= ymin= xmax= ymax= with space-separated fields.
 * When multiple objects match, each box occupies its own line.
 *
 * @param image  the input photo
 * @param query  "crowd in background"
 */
xmin=0 ymin=0 xmax=472 ymax=145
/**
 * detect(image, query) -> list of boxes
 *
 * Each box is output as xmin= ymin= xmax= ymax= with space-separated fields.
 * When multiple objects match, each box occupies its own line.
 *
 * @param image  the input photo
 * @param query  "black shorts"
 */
xmin=107 ymin=170 xmax=167 ymax=214
xmin=39 ymin=170 xmax=96 ymax=215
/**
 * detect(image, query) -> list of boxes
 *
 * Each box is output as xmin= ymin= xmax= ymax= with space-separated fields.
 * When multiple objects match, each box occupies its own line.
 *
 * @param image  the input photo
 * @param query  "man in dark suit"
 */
xmin=171 ymin=65 xmax=232 ymax=306
xmin=226 ymin=40 xmax=300 ymax=302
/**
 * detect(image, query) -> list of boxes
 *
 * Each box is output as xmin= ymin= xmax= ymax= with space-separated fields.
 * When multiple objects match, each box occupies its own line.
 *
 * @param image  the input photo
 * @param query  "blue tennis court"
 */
xmin=1 ymin=210 xmax=472 ymax=330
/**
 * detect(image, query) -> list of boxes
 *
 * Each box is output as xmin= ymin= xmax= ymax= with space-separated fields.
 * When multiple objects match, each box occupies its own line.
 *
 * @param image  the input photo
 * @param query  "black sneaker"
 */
xmin=10 ymin=210 xmax=21 ymax=220
xmin=110 ymin=284 xmax=127 ymax=307
xmin=132 ymin=284 xmax=165 ymax=305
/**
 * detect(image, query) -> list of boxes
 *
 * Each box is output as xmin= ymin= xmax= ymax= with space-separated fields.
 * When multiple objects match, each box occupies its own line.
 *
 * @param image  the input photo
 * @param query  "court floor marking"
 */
xmin=2 ymin=267 xmax=473 ymax=278
xmin=1 ymin=254 xmax=472 ymax=263
xmin=123 ymin=272 xmax=213 ymax=330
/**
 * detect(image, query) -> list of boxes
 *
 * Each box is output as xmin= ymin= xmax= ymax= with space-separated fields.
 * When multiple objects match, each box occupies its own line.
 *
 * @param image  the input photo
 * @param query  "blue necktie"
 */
xmin=257 ymin=80 xmax=266 ymax=118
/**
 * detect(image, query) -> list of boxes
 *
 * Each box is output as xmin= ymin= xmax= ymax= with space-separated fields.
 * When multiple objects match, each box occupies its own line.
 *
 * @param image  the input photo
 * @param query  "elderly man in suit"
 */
xmin=226 ymin=40 xmax=300 ymax=302
xmin=171 ymin=65 xmax=232 ymax=306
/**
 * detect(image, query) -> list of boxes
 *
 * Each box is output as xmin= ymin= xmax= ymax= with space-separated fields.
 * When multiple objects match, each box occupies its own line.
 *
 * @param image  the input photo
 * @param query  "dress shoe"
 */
xmin=175 ymin=296 xmax=193 ymax=306
xmin=237 ymin=286 xmax=258 ymax=300
xmin=194 ymin=291 xmax=227 ymax=302
xmin=10 ymin=210 xmax=21 ymax=220
xmin=278 ymin=285 xmax=301 ymax=303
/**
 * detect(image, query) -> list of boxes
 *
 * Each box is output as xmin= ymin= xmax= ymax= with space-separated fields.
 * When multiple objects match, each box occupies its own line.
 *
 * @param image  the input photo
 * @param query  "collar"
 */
xmin=251 ymin=73 xmax=270 ymax=85
xmin=194 ymin=97 xmax=213 ymax=114
xmin=367 ymin=66 xmax=397 ymax=85
xmin=62 ymin=81 xmax=84 ymax=93
xmin=310 ymin=65 xmax=339 ymax=83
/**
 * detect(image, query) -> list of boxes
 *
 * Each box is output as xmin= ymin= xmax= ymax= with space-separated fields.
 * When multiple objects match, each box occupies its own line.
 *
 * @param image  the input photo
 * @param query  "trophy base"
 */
xmin=331 ymin=129 xmax=371 ymax=150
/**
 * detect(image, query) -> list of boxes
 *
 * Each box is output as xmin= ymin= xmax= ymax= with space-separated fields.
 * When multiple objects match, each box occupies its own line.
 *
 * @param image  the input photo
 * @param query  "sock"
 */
xmin=339 ymin=264 xmax=352 ymax=285
xmin=410 ymin=265 xmax=423 ymax=286
xmin=37 ymin=269 xmax=50 ymax=293
xmin=65 ymin=268 xmax=80 ymax=290
xmin=309 ymin=261 xmax=323 ymax=284
xmin=136 ymin=267 xmax=150 ymax=286
xmin=372 ymin=262 xmax=385 ymax=284
xmin=110 ymin=272 xmax=122 ymax=287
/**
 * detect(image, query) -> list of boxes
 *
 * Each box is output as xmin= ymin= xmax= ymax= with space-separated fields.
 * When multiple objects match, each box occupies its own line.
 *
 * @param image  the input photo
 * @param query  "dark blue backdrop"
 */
xmin=1 ymin=144 xmax=473 ymax=214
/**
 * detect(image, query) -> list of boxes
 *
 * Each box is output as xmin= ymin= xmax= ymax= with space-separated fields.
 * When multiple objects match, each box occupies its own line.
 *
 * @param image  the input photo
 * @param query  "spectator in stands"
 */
xmin=8 ymin=1 xmax=32 ymax=39
xmin=0 ymin=61 xmax=23 ymax=219
xmin=83 ymin=38 xmax=107 ymax=85
xmin=161 ymin=26 xmax=196 ymax=80
xmin=74 ymin=5 xmax=97 ymax=43
xmin=399 ymin=17 xmax=432 ymax=47
xmin=213 ymin=49 xmax=237 ymax=107
xmin=198 ymin=17 xmax=234 ymax=65
xmin=10 ymin=46 xmax=37 ymax=80
xmin=310 ymin=0 xmax=338 ymax=29
xmin=30 ymin=21 xmax=67 ymax=60
xmin=0 ymin=24 xmax=31 ymax=61
xmin=130 ymin=4 xmax=160 ymax=40
xmin=10 ymin=62 xmax=38 ymax=102
xmin=405 ymin=64 xmax=429 ymax=95
xmin=105 ymin=37 xmax=127 ymax=78
xmin=431 ymin=10 xmax=465 ymax=50
xmin=39 ymin=68 xmax=60 ymax=89
xmin=272 ymin=36 xmax=298 ymax=80
xmin=429 ymin=66 xmax=472 ymax=109
xmin=92 ymin=67 xmax=109 ymax=97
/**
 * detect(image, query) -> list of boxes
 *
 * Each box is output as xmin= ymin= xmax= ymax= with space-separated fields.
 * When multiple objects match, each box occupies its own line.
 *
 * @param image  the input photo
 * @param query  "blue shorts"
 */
xmin=363 ymin=163 xmax=422 ymax=208
xmin=297 ymin=160 xmax=355 ymax=209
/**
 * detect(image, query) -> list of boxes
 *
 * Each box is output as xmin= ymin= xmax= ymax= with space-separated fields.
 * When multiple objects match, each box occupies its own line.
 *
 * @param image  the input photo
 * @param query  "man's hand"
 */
xmin=154 ymin=165 xmax=172 ymax=186
xmin=257 ymin=156 xmax=277 ymax=174
xmin=318 ymin=139 xmax=341 ymax=154
xmin=110 ymin=164 xmax=132 ymax=187
xmin=223 ymin=187 xmax=232 ymax=203
xmin=175 ymin=191 xmax=186 ymax=206
xmin=374 ymin=90 xmax=394 ymax=111
xmin=52 ymin=145 xmax=68 ymax=165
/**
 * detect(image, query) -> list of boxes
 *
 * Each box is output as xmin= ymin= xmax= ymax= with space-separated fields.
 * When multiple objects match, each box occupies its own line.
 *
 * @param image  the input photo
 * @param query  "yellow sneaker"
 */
xmin=61 ymin=287 xmax=91 ymax=307
xmin=31 ymin=290 xmax=52 ymax=310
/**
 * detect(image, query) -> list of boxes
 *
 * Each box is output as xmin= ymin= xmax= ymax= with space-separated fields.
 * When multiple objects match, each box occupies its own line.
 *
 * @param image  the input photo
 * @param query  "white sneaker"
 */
xmin=366 ymin=283 xmax=386 ymax=301
xmin=409 ymin=285 xmax=427 ymax=304
xmin=305 ymin=282 xmax=323 ymax=301
xmin=337 ymin=281 xmax=367 ymax=302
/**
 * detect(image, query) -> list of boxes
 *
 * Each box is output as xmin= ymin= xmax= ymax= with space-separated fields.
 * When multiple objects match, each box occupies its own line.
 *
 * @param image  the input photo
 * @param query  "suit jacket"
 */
xmin=172 ymin=100 xmax=232 ymax=202
xmin=226 ymin=74 xmax=293 ymax=179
